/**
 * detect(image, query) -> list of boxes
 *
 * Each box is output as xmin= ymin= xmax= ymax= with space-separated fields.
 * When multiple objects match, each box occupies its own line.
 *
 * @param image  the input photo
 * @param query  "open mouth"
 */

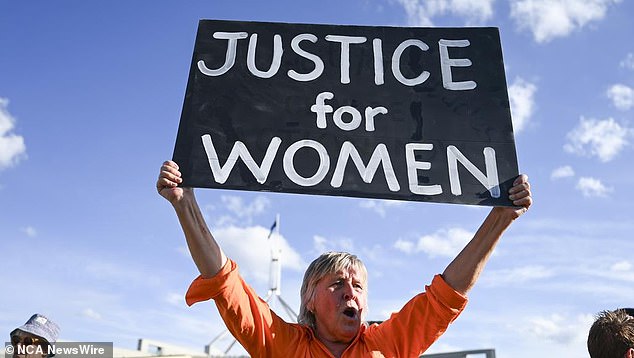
xmin=343 ymin=307 xmax=357 ymax=318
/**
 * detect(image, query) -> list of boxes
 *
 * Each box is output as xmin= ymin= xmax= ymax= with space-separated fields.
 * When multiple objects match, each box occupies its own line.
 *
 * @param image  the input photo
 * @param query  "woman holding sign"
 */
xmin=157 ymin=160 xmax=531 ymax=358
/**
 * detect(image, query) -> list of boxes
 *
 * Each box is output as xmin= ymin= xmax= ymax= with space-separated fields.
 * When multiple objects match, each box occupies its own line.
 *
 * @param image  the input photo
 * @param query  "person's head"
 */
xmin=588 ymin=308 xmax=634 ymax=358
xmin=298 ymin=252 xmax=368 ymax=343
xmin=10 ymin=314 xmax=60 ymax=358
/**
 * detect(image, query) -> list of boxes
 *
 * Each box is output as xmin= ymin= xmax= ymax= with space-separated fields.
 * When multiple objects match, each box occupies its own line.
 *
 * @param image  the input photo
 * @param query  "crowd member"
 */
xmin=157 ymin=160 xmax=532 ymax=357
xmin=9 ymin=313 xmax=60 ymax=358
xmin=588 ymin=308 xmax=634 ymax=358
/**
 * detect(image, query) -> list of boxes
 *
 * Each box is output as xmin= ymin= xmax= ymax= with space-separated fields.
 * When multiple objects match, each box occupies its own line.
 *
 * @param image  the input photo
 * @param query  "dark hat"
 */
xmin=10 ymin=313 xmax=60 ymax=344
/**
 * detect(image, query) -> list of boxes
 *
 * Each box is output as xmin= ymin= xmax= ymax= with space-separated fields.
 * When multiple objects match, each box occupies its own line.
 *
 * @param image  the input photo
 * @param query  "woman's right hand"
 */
xmin=156 ymin=160 xmax=191 ymax=205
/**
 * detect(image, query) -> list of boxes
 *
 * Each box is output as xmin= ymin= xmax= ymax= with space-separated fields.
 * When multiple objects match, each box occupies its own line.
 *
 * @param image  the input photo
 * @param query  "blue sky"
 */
xmin=1 ymin=1 xmax=633 ymax=357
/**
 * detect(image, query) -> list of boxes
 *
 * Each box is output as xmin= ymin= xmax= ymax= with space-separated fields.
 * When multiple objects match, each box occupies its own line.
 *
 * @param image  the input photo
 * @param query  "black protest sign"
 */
xmin=173 ymin=19 xmax=519 ymax=206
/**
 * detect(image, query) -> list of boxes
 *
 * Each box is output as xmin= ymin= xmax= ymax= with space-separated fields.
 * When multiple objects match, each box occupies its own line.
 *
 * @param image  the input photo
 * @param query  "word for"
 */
xmin=201 ymin=134 xmax=500 ymax=197
xmin=197 ymin=32 xmax=477 ymax=90
xmin=311 ymin=91 xmax=388 ymax=131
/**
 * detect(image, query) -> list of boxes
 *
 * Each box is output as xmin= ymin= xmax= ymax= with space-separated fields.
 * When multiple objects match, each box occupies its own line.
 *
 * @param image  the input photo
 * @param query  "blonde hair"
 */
xmin=298 ymin=252 xmax=368 ymax=329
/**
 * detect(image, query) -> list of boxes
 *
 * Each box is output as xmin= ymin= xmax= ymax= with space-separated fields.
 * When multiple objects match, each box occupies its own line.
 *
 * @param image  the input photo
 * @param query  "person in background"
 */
xmin=588 ymin=308 xmax=634 ymax=358
xmin=9 ymin=313 xmax=60 ymax=358
xmin=157 ymin=160 xmax=532 ymax=358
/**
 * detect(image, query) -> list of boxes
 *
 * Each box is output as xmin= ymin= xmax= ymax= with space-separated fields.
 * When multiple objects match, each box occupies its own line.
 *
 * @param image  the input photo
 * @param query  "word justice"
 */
xmin=201 ymin=134 xmax=501 ymax=198
xmin=197 ymin=32 xmax=477 ymax=90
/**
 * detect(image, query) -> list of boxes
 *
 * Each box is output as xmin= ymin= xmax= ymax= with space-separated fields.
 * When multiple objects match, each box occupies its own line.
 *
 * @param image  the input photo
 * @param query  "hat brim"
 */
xmin=10 ymin=328 xmax=51 ymax=344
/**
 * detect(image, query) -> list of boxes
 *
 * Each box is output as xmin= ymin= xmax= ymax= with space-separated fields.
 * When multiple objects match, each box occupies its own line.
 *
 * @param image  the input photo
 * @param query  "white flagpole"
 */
xmin=275 ymin=213 xmax=281 ymax=296
xmin=268 ymin=214 xmax=282 ymax=296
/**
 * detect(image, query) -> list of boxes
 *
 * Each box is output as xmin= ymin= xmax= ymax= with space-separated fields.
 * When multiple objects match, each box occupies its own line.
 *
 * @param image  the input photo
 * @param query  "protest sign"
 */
xmin=173 ymin=19 xmax=518 ymax=206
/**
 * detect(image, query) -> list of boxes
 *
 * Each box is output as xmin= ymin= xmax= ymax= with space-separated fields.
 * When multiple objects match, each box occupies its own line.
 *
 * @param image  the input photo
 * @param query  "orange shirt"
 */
xmin=186 ymin=259 xmax=467 ymax=358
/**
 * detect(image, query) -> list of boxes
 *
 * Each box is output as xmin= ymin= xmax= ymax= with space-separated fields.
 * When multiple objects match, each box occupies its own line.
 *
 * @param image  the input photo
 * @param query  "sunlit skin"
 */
xmin=309 ymin=267 xmax=367 ymax=355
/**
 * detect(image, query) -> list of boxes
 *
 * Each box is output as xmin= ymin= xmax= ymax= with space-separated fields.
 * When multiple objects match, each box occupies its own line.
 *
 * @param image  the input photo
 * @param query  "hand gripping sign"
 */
xmin=173 ymin=20 xmax=519 ymax=206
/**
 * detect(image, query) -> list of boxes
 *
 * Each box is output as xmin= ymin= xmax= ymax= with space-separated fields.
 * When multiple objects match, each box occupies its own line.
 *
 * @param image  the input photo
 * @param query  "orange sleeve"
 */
xmin=185 ymin=259 xmax=237 ymax=306
xmin=184 ymin=259 xmax=303 ymax=357
xmin=363 ymin=274 xmax=467 ymax=357
xmin=426 ymin=274 xmax=468 ymax=324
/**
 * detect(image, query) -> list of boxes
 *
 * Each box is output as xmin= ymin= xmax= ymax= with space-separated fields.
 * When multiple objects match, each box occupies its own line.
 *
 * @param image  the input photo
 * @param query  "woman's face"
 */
xmin=309 ymin=267 xmax=368 ymax=344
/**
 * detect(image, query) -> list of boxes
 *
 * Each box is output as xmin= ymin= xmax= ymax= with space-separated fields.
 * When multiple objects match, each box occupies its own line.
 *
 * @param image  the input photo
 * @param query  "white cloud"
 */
xmin=396 ymin=0 xmax=495 ymax=26
xmin=481 ymin=265 xmax=554 ymax=286
xmin=359 ymin=199 xmax=405 ymax=218
xmin=21 ymin=226 xmax=37 ymax=237
xmin=610 ymin=260 xmax=632 ymax=272
xmin=521 ymin=313 xmax=594 ymax=345
xmin=576 ymin=177 xmax=612 ymax=197
xmin=360 ymin=244 xmax=389 ymax=264
xmin=393 ymin=239 xmax=415 ymax=254
xmin=81 ymin=308 xmax=102 ymax=320
xmin=606 ymin=260 xmax=634 ymax=282
xmin=606 ymin=84 xmax=634 ymax=111
xmin=212 ymin=214 xmax=238 ymax=228
xmin=564 ymin=117 xmax=630 ymax=162
xmin=0 ymin=97 xmax=27 ymax=170
xmin=312 ymin=234 xmax=354 ymax=254
xmin=621 ymin=53 xmax=634 ymax=70
xmin=313 ymin=235 xmax=328 ymax=252
xmin=510 ymin=0 xmax=622 ymax=43
xmin=550 ymin=165 xmax=575 ymax=180
xmin=165 ymin=292 xmax=184 ymax=306
xmin=580 ymin=260 xmax=634 ymax=283
xmin=508 ymin=77 xmax=537 ymax=133
xmin=215 ymin=225 xmax=305 ymax=284
xmin=393 ymin=227 xmax=473 ymax=258
xmin=221 ymin=195 xmax=271 ymax=223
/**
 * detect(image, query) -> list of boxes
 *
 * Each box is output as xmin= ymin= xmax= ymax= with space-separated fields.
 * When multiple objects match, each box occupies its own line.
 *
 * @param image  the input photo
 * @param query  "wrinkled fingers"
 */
xmin=512 ymin=194 xmax=532 ymax=209
xmin=157 ymin=161 xmax=182 ymax=192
